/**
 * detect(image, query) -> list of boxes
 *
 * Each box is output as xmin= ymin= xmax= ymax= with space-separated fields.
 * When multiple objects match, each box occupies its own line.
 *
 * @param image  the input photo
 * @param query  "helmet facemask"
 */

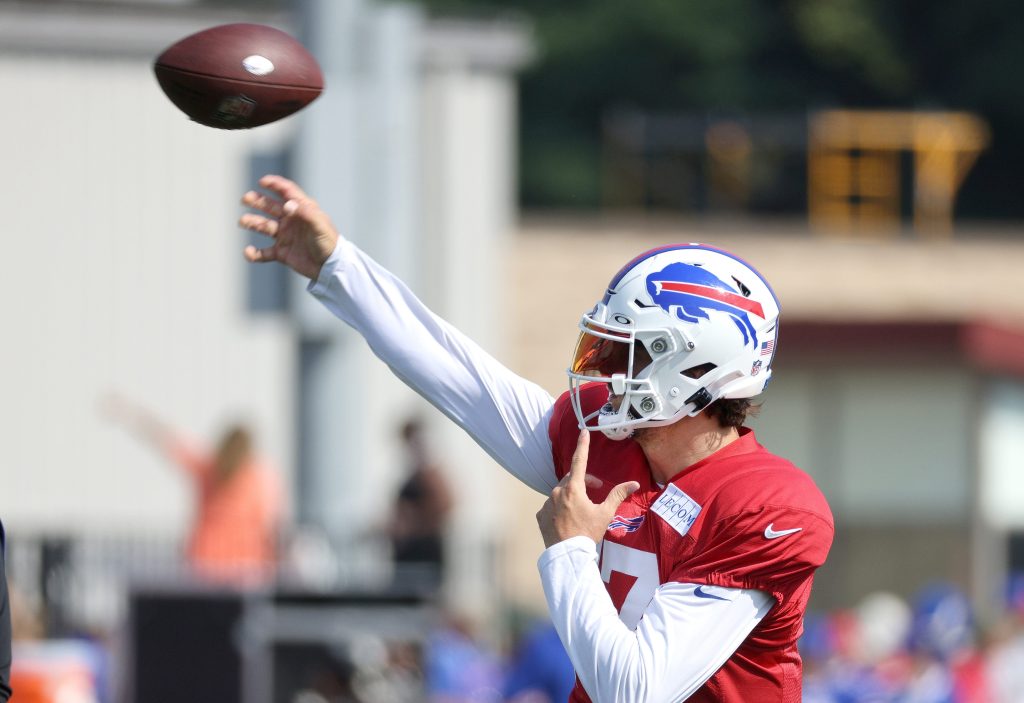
xmin=568 ymin=304 xmax=709 ymax=440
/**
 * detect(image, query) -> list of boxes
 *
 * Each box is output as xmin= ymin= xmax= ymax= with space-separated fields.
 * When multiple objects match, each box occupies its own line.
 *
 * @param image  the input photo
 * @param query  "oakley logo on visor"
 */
xmin=646 ymin=263 xmax=764 ymax=347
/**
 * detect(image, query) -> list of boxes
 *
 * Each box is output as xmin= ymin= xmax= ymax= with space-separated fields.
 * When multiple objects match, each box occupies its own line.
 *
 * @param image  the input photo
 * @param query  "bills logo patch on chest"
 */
xmin=651 ymin=483 xmax=702 ymax=537
xmin=608 ymin=514 xmax=645 ymax=533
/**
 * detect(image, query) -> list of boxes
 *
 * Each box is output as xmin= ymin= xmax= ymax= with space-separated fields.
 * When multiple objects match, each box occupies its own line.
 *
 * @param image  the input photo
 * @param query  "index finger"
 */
xmin=258 ymin=174 xmax=311 ymax=203
xmin=568 ymin=429 xmax=591 ymax=486
xmin=241 ymin=190 xmax=285 ymax=218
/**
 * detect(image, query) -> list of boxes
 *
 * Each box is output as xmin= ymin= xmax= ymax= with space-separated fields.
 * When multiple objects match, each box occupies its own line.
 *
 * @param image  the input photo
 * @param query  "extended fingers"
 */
xmin=258 ymin=174 xmax=311 ymax=203
xmin=239 ymin=213 xmax=279 ymax=238
xmin=244 ymin=244 xmax=277 ymax=264
xmin=241 ymin=190 xmax=285 ymax=218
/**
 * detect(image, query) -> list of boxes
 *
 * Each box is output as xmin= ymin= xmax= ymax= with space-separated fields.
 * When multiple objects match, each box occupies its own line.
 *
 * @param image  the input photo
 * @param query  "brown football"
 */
xmin=154 ymin=23 xmax=324 ymax=129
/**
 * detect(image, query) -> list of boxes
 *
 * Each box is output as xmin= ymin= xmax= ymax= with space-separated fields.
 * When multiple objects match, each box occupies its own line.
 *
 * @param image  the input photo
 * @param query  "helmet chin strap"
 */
xmin=596 ymin=389 xmax=712 ymax=441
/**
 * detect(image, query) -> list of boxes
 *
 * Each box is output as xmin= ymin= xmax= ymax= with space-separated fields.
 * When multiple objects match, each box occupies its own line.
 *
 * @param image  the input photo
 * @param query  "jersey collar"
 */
xmin=661 ymin=427 xmax=760 ymax=484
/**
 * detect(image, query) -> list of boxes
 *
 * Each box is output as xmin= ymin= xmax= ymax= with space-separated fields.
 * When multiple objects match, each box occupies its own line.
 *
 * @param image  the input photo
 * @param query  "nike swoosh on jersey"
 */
xmin=693 ymin=585 xmax=730 ymax=601
xmin=764 ymin=524 xmax=802 ymax=539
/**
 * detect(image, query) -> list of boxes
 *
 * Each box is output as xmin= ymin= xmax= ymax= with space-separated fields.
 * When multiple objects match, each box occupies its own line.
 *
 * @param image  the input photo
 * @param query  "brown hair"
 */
xmin=706 ymin=398 xmax=759 ymax=428
xmin=213 ymin=426 xmax=253 ymax=484
xmin=682 ymin=362 xmax=761 ymax=428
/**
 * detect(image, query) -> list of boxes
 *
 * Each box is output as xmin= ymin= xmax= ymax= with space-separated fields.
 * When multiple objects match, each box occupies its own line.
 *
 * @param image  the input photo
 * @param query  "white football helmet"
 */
xmin=568 ymin=244 xmax=781 ymax=440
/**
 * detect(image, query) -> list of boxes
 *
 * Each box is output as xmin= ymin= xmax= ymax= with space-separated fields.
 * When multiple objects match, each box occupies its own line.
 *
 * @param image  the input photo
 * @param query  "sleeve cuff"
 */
xmin=306 ymin=238 xmax=349 ymax=297
xmin=537 ymin=535 xmax=599 ymax=572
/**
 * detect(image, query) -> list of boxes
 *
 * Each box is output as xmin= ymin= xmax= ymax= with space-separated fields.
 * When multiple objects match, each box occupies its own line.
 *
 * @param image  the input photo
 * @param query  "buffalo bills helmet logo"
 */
xmin=646 ymin=263 xmax=765 ymax=347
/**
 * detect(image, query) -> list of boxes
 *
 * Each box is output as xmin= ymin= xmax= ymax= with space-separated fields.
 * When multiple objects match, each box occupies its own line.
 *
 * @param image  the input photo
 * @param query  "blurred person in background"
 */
xmin=901 ymin=584 xmax=992 ymax=703
xmin=388 ymin=417 xmax=454 ymax=590
xmin=426 ymin=612 xmax=503 ymax=703
xmin=800 ymin=587 xmax=995 ymax=703
xmin=986 ymin=573 xmax=1024 ymax=703
xmin=5 ymin=574 xmax=102 ymax=703
xmin=238 ymin=174 xmax=833 ymax=702
xmin=502 ymin=618 xmax=574 ymax=703
xmin=797 ymin=612 xmax=846 ymax=703
xmin=0 ymin=519 xmax=11 ymax=701
xmin=103 ymin=395 xmax=283 ymax=585
xmin=287 ymin=635 xmax=422 ymax=703
xmin=839 ymin=593 xmax=916 ymax=703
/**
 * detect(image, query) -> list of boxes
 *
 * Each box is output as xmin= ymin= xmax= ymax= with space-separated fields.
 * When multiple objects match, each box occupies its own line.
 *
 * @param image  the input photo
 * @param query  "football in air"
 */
xmin=154 ymin=23 xmax=324 ymax=129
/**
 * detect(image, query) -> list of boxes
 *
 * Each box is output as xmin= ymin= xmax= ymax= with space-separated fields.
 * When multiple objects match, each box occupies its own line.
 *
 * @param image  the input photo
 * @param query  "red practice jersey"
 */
xmin=549 ymin=384 xmax=834 ymax=703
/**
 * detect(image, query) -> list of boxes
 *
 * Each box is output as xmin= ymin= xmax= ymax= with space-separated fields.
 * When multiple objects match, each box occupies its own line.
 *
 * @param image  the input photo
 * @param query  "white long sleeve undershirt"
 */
xmin=307 ymin=238 xmax=773 ymax=701
xmin=540 ymin=537 xmax=774 ymax=703
xmin=308 ymin=238 xmax=559 ymax=494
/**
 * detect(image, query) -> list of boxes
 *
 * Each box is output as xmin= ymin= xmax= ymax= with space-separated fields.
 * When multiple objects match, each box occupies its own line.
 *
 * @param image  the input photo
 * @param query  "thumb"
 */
xmin=603 ymin=481 xmax=641 ymax=510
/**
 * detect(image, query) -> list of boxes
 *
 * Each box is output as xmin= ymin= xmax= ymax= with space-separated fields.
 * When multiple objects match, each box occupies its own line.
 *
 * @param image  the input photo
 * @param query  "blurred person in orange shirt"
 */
xmin=104 ymin=395 xmax=284 ymax=585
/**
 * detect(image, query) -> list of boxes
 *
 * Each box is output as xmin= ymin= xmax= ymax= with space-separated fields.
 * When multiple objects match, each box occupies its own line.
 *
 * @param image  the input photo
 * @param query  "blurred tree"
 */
xmin=416 ymin=0 xmax=1024 ymax=218
xmin=889 ymin=0 xmax=1024 ymax=217
xmin=788 ymin=0 xmax=909 ymax=95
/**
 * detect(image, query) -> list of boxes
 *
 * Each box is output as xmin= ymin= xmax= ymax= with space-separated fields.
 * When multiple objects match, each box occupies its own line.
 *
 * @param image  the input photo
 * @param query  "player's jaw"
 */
xmin=630 ymin=425 xmax=667 ymax=450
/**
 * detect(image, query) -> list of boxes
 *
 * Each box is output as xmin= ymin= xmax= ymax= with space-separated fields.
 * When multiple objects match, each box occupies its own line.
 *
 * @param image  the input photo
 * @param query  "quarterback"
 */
xmin=239 ymin=175 xmax=834 ymax=703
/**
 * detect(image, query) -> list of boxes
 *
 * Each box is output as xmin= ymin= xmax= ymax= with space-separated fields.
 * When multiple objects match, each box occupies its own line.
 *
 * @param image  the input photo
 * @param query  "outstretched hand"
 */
xmin=98 ymin=392 xmax=174 ymax=448
xmin=239 ymin=174 xmax=339 ymax=280
xmin=536 ymin=430 xmax=641 ymax=548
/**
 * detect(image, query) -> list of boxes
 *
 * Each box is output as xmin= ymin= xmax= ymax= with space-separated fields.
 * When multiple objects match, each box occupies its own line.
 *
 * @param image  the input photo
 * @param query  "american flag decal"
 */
xmin=760 ymin=340 xmax=775 ymax=356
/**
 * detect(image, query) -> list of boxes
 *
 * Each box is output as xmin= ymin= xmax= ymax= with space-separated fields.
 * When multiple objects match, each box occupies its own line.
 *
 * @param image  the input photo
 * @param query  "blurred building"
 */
xmin=0 ymin=0 xmax=530 ymax=631
xmin=2 ymin=0 xmax=1024 ymax=672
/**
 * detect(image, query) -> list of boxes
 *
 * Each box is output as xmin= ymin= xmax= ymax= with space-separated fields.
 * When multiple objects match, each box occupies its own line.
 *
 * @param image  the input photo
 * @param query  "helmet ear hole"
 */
xmin=634 ymin=342 xmax=655 ymax=373
xmin=681 ymin=362 xmax=717 ymax=380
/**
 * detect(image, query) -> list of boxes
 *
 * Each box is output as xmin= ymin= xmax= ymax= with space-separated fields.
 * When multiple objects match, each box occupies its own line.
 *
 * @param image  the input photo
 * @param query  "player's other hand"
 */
xmin=536 ymin=430 xmax=640 ymax=549
xmin=239 ymin=174 xmax=339 ymax=280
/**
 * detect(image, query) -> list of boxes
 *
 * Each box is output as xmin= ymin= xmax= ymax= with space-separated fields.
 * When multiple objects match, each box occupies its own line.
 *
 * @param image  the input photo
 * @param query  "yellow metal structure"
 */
xmin=808 ymin=110 xmax=990 ymax=236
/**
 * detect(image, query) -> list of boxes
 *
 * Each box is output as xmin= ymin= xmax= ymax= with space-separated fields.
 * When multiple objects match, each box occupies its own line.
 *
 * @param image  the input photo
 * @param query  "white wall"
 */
xmin=748 ymin=364 xmax=973 ymax=522
xmin=981 ymin=380 xmax=1024 ymax=528
xmin=0 ymin=6 xmax=534 ymax=624
xmin=0 ymin=51 xmax=297 ymax=534
xmin=418 ymin=65 xmax=519 ymax=614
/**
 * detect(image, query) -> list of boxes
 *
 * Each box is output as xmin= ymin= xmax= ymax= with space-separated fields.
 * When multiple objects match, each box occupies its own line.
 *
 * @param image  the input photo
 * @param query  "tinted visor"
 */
xmin=570 ymin=323 xmax=653 ymax=378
